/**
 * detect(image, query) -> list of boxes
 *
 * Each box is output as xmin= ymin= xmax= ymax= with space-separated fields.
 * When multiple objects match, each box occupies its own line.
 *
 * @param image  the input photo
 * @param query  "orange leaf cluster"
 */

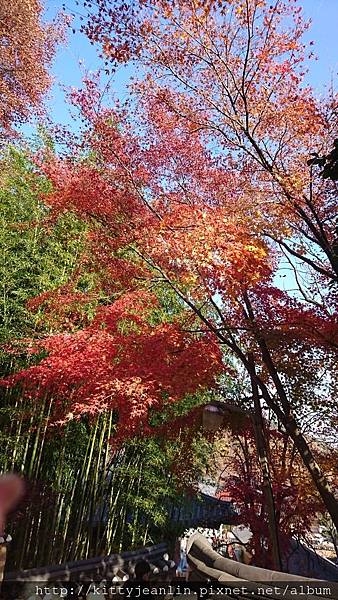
xmin=0 ymin=0 xmax=67 ymax=134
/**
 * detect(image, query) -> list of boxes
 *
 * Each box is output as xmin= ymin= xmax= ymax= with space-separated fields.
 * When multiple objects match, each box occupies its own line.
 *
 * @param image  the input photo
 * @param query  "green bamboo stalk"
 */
xmin=106 ymin=450 xmax=134 ymax=551
xmin=89 ymin=414 xmax=108 ymax=556
xmin=2 ymin=382 xmax=19 ymax=469
xmin=131 ymin=463 xmax=143 ymax=547
xmin=27 ymin=395 xmax=48 ymax=479
xmin=142 ymin=522 xmax=150 ymax=546
xmin=44 ymin=433 xmax=67 ymax=564
xmin=72 ymin=419 xmax=99 ymax=559
xmin=30 ymin=509 xmax=43 ymax=565
xmin=33 ymin=397 xmax=53 ymax=477
xmin=95 ymin=413 xmax=114 ymax=553
xmin=10 ymin=402 xmax=25 ymax=470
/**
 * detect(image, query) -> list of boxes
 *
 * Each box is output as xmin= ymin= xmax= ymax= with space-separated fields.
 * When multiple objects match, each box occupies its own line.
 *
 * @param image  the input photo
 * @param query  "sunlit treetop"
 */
xmin=78 ymin=0 xmax=337 ymax=286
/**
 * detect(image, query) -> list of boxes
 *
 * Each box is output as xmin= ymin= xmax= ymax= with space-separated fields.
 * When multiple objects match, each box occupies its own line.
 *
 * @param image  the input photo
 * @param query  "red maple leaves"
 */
xmin=2 ymin=291 xmax=222 ymax=445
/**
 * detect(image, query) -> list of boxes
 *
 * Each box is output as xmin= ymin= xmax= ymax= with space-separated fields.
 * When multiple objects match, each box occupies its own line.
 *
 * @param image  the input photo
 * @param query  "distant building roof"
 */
xmin=198 ymin=482 xmax=217 ymax=496
xmin=169 ymin=493 xmax=238 ymax=528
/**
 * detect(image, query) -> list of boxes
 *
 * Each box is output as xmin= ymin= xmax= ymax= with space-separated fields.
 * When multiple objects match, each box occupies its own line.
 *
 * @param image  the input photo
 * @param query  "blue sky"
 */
xmin=302 ymin=0 xmax=338 ymax=88
xmin=44 ymin=0 xmax=129 ymax=128
xmin=44 ymin=0 xmax=338 ymax=127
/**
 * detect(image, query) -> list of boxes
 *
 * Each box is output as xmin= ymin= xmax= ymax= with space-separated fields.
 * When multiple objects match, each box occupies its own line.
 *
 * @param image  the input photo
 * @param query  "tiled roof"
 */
xmin=169 ymin=493 xmax=238 ymax=527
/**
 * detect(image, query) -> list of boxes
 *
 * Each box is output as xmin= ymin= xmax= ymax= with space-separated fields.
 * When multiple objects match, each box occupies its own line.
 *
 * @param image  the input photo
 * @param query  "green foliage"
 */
xmin=0 ymin=148 xmax=87 ymax=351
xmin=150 ymin=389 xmax=212 ymax=427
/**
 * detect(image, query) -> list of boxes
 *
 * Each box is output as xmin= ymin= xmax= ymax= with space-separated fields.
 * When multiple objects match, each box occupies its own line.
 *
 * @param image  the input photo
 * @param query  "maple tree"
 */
xmin=68 ymin=0 xmax=338 ymax=530
xmin=28 ymin=73 xmax=337 ymax=530
xmin=214 ymin=423 xmax=327 ymax=569
xmin=3 ymin=72 xmax=337 ymax=537
xmin=0 ymin=0 xmax=66 ymax=137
